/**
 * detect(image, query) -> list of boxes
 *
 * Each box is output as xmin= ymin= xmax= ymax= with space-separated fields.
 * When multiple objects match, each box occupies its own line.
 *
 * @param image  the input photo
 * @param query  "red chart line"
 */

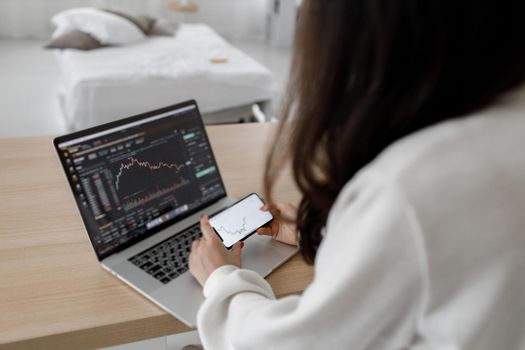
xmin=114 ymin=157 xmax=184 ymax=190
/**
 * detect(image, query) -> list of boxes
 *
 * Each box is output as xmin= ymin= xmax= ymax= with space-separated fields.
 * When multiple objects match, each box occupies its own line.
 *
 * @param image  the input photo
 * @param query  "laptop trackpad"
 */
xmin=242 ymin=234 xmax=294 ymax=277
xmin=152 ymin=235 xmax=295 ymax=327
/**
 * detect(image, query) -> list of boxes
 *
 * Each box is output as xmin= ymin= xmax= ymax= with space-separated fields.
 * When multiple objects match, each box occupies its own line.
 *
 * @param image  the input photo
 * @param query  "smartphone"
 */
xmin=209 ymin=193 xmax=273 ymax=249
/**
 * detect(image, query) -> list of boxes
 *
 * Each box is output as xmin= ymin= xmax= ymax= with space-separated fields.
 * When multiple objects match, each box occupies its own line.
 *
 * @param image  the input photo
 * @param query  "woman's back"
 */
xmin=399 ymin=91 xmax=525 ymax=349
xmin=322 ymin=87 xmax=525 ymax=349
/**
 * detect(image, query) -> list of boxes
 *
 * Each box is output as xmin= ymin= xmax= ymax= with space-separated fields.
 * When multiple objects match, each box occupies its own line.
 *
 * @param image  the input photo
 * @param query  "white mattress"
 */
xmin=55 ymin=24 xmax=276 ymax=129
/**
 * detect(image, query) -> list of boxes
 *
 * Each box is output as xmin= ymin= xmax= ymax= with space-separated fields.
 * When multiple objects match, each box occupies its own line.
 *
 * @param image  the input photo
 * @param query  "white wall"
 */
xmin=0 ymin=0 xmax=267 ymax=41
xmin=179 ymin=0 xmax=267 ymax=41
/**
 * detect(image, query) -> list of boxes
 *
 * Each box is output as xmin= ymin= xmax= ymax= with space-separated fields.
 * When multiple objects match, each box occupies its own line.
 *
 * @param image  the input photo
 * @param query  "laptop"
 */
xmin=53 ymin=100 xmax=297 ymax=327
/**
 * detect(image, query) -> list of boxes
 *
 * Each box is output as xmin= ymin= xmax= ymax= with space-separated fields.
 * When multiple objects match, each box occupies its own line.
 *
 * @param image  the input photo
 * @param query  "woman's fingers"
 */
xmin=200 ymin=215 xmax=214 ymax=240
xmin=189 ymin=240 xmax=200 ymax=268
xmin=191 ymin=239 xmax=200 ymax=252
xmin=256 ymin=226 xmax=273 ymax=236
xmin=230 ymin=241 xmax=243 ymax=254
xmin=200 ymin=214 xmax=223 ymax=246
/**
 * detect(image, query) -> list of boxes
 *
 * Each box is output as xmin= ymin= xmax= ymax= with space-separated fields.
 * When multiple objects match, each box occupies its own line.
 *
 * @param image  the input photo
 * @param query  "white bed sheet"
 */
xmin=55 ymin=24 xmax=276 ymax=129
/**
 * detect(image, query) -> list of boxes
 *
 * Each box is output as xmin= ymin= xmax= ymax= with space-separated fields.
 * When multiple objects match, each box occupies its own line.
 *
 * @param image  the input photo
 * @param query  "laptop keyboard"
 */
xmin=129 ymin=222 xmax=202 ymax=284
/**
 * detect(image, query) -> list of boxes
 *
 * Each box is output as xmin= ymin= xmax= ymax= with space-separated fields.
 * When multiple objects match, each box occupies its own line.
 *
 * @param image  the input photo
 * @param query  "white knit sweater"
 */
xmin=197 ymin=87 xmax=525 ymax=350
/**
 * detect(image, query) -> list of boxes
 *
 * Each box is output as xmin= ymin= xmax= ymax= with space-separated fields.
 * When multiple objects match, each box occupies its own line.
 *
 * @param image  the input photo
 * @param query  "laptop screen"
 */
xmin=54 ymin=101 xmax=226 ymax=260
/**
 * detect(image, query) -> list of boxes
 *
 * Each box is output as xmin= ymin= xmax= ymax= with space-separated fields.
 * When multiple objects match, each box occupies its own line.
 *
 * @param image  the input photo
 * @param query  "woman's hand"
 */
xmin=189 ymin=215 xmax=242 ymax=286
xmin=256 ymin=202 xmax=299 ymax=246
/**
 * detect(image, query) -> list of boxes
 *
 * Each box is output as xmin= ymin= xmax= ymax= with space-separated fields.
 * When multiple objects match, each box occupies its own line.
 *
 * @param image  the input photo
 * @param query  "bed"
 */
xmin=55 ymin=24 xmax=276 ymax=130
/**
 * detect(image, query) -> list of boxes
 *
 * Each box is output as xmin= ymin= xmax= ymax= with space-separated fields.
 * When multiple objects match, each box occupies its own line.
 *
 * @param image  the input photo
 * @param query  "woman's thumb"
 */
xmin=231 ymin=241 xmax=244 ymax=253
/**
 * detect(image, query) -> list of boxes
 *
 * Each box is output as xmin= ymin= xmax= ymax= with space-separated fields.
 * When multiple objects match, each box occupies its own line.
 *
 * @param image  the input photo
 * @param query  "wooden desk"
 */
xmin=0 ymin=123 xmax=313 ymax=349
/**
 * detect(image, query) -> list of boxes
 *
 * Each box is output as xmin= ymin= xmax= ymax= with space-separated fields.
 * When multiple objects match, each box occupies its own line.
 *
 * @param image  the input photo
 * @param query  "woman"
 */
xmin=189 ymin=0 xmax=525 ymax=349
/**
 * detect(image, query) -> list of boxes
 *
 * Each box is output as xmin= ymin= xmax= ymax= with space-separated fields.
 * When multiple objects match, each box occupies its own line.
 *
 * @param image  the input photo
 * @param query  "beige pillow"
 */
xmin=45 ymin=30 xmax=103 ymax=50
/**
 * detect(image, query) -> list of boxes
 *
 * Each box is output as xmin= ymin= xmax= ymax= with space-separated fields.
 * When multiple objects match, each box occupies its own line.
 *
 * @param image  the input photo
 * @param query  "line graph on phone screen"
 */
xmin=210 ymin=195 xmax=272 ymax=246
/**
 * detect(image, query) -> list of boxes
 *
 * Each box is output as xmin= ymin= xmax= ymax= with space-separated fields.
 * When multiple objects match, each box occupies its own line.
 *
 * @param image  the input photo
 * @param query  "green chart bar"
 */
xmin=183 ymin=132 xmax=195 ymax=140
xmin=195 ymin=166 xmax=217 ymax=178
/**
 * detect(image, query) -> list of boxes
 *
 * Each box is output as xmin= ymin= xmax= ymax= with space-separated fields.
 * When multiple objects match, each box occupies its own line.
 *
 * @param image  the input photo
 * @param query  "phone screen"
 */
xmin=209 ymin=193 xmax=272 ymax=248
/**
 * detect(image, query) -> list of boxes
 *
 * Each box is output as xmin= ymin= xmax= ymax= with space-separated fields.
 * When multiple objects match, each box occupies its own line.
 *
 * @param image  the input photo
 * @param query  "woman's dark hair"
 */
xmin=264 ymin=0 xmax=525 ymax=264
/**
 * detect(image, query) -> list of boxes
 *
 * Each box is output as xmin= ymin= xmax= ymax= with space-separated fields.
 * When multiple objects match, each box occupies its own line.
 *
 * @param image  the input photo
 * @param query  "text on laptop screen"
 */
xmin=57 ymin=105 xmax=225 ymax=259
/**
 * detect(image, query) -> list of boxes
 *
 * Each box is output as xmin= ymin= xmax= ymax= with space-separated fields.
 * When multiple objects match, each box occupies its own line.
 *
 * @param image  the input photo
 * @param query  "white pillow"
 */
xmin=51 ymin=7 xmax=145 ymax=45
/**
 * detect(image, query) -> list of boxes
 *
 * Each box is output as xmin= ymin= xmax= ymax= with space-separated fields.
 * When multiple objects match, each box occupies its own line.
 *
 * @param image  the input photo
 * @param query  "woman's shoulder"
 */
xmin=370 ymin=90 xmax=525 ymax=204
xmin=329 ymin=86 xmax=525 ymax=235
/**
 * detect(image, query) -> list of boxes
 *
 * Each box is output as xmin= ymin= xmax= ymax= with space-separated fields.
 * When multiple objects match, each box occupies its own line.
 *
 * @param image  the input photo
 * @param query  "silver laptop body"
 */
xmin=54 ymin=101 xmax=297 ymax=327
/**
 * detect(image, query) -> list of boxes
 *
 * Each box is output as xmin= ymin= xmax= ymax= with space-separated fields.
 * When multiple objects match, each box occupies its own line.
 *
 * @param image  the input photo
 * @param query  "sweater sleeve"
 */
xmin=197 ymin=171 xmax=427 ymax=350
